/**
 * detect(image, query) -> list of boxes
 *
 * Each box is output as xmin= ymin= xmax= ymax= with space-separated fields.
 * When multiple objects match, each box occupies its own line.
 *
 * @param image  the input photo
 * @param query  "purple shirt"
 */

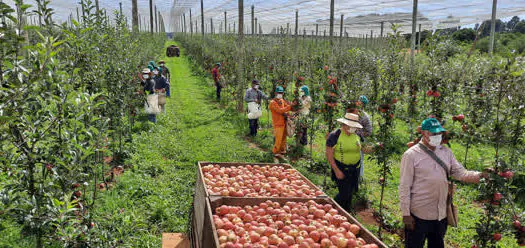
xmin=399 ymin=142 xmax=481 ymax=220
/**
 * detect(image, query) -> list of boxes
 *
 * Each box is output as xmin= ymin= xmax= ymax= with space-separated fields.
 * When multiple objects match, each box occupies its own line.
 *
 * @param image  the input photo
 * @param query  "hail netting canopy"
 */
xmin=3 ymin=0 xmax=525 ymax=34
xmin=170 ymin=0 xmax=525 ymax=35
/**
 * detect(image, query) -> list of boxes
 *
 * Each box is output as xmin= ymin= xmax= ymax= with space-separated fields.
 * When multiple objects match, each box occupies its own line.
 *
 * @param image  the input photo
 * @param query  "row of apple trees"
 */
xmin=0 ymin=0 xmax=165 ymax=247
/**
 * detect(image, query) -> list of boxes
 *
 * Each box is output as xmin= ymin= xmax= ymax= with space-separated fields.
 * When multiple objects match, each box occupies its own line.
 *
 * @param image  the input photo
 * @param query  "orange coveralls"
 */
xmin=269 ymin=98 xmax=291 ymax=155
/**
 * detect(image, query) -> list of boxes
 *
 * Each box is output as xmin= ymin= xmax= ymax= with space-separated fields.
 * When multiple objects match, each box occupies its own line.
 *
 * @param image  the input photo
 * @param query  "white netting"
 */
xmin=3 ymin=0 xmax=525 ymax=34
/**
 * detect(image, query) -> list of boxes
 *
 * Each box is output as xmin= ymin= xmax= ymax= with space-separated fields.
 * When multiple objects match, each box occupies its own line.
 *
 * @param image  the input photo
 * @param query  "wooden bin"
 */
xmin=201 ymin=196 xmax=388 ymax=248
xmin=192 ymin=162 xmax=327 ymax=248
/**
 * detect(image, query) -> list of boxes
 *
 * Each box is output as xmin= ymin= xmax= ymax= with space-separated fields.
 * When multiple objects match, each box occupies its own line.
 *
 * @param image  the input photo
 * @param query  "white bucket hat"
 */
xmin=336 ymin=113 xmax=363 ymax=129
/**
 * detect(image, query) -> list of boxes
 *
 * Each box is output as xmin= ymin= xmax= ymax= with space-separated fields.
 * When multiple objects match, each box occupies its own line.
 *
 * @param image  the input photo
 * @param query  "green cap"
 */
xmin=359 ymin=95 xmax=369 ymax=105
xmin=300 ymin=85 xmax=310 ymax=96
xmin=275 ymin=86 xmax=284 ymax=93
xmin=421 ymin=118 xmax=446 ymax=133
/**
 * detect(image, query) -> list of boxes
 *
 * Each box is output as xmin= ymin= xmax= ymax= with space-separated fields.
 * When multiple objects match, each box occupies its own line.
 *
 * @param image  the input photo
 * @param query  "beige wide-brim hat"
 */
xmin=336 ymin=113 xmax=363 ymax=129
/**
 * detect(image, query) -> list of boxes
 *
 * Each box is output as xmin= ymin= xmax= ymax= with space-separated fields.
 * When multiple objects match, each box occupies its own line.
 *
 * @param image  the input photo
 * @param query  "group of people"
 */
xmin=210 ymin=62 xmax=489 ymax=248
xmin=140 ymin=60 xmax=171 ymax=123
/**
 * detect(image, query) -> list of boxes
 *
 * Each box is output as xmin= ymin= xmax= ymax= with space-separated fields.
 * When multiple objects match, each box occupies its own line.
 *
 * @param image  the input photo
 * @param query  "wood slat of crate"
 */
xmin=201 ymin=196 xmax=388 ymax=248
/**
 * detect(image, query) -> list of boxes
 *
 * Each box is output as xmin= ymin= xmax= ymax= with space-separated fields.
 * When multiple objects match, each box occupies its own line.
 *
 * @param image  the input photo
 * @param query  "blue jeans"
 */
xmin=216 ymin=83 xmax=222 ymax=100
xmin=147 ymin=114 xmax=157 ymax=123
xmin=249 ymin=118 xmax=259 ymax=136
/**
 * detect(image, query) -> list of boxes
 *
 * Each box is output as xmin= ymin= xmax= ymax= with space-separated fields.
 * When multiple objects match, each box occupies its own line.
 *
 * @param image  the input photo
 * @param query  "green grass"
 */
xmin=90 ymin=42 xmax=274 ymax=247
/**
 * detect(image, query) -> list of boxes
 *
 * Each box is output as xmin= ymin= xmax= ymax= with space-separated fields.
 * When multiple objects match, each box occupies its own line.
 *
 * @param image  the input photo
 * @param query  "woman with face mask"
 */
xmin=140 ymin=68 xmax=158 ymax=123
xmin=245 ymin=80 xmax=269 ymax=136
xmin=325 ymin=113 xmax=366 ymax=212
xmin=296 ymin=85 xmax=313 ymax=145
xmin=269 ymin=86 xmax=293 ymax=158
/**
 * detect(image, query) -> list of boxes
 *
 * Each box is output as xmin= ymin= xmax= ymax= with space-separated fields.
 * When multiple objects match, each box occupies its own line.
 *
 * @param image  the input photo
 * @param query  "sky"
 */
xmin=3 ymin=0 xmax=525 ymax=34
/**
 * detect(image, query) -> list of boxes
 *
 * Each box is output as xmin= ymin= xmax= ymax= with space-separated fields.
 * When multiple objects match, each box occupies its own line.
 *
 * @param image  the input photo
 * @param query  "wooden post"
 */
xmin=190 ymin=9 xmax=193 ymax=35
xmin=201 ymin=0 xmax=205 ymax=35
xmin=149 ymin=0 xmax=154 ymax=34
xmin=380 ymin=21 xmax=384 ymax=37
xmin=489 ymin=0 xmax=497 ymax=55
xmin=237 ymin=0 xmax=245 ymax=111
xmin=251 ymin=5 xmax=255 ymax=35
xmin=95 ymin=0 xmax=100 ymax=14
xmin=418 ymin=23 xmax=421 ymax=49
xmin=155 ymin=5 xmax=158 ymax=33
xmin=340 ymin=14 xmax=344 ymax=38
xmin=224 ymin=11 xmax=227 ymax=33
xmin=132 ymin=0 xmax=139 ymax=32
xmin=329 ymin=0 xmax=334 ymax=45
xmin=119 ymin=2 xmax=123 ymax=17
xmin=183 ymin=13 xmax=186 ymax=33
xmin=410 ymin=0 xmax=418 ymax=63
xmin=295 ymin=10 xmax=299 ymax=36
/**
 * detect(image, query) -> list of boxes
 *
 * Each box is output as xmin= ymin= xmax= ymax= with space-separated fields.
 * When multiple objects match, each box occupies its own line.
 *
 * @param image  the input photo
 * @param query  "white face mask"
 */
xmin=153 ymin=71 xmax=159 ymax=75
xmin=299 ymin=91 xmax=305 ymax=97
xmin=254 ymin=85 xmax=259 ymax=89
xmin=160 ymin=64 xmax=165 ymax=67
xmin=276 ymin=94 xmax=283 ymax=99
xmin=428 ymin=134 xmax=442 ymax=147
xmin=143 ymin=74 xmax=150 ymax=79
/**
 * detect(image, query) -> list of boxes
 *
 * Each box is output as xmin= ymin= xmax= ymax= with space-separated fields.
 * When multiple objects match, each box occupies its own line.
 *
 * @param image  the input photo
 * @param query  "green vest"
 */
xmin=334 ymin=132 xmax=361 ymax=165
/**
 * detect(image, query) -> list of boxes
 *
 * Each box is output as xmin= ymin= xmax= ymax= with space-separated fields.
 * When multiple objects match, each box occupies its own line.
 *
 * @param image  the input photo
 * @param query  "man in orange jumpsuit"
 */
xmin=269 ymin=86 xmax=292 ymax=158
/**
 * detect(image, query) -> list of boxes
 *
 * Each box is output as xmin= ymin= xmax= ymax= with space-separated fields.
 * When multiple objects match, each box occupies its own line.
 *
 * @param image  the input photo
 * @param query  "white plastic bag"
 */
xmin=144 ymin=94 xmax=160 ymax=114
xmin=247 ymin=102 xmax=262 ymax=119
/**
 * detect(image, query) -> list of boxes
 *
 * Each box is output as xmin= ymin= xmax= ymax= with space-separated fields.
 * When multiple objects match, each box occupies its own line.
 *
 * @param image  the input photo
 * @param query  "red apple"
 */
xmin=493 ymin=233 xmax=502 ymax=241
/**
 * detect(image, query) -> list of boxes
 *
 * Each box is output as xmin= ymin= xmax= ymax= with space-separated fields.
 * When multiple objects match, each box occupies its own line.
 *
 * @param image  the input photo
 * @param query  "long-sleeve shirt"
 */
xmin=356 ymin=110 xmax=372 ymax=139
xmin=269 ymin=98 xmax=291 ymax=128
xmin=160 ymin=66 xmax=170 ymax=81
xmin=141 ymin=79 xmax=155 ymax=95
xmin=299 ymin=96 xmax=312 ymax=116
xmin=399 ymin=142 xmax=481 ymax=221
xmin=244 ymin=88 xmax=268 ymax=103
xmin=154 ymin=76 xmax=168 ymax=90
xmin=212 ymin=67 xmax=220 ymax=83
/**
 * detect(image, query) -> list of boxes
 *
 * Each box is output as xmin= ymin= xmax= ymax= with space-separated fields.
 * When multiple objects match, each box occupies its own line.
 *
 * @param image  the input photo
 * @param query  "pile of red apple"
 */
xmin=202 ymin=164 xmax=324 ymax=197
xmin=213 ymin=200 xmax=379 ymax=248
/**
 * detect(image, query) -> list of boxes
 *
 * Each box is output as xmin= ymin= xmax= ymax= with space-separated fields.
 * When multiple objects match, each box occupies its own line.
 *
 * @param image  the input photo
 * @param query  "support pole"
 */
xmin=410 ymin=0 xmax=418 ymax=63
xmin=190 ymin=9 xmax=193 ymax=35
xmin=329 ymin=0 xmax=334 ymax=45
xmin=380 ymin=21 xmax=384 ymax=37
xmin=149 ymin=0 xmax=153 ymax=34
xmin=224 ymin=11 xmax=227 ymax=33
xmin=489 ymin=0 xmax=497 ymax=55
xmin=255 ymin=18 xmax=258 ymax=35
xmin=237 ymin=0 xmax=245 ymax=111
xmin=340 ymin=14 xmax=344 ymax=38
xmin=316 ymin=24 xmax=319 ymax=36
xmin=418 ymin=24 xmax=421 ymax=49
xmin=155 ymin=5 xmax=158 ymax=33
xmin=210 ymin=18 xmax=213 ymax=34
xmin=251 ymin=5 xmax=255 ymax=35
xmin=183 ymin=13 xmax=186 ymax=33
xmin=295 ymin=9 xmax=299 ymax=36
xmin=132 ymin=0 xmax=138 ymax=32
xmin=119 ymin=2 xmax=123 ymax=17
xmin=201 ymin=0 xmax=205 ymax=35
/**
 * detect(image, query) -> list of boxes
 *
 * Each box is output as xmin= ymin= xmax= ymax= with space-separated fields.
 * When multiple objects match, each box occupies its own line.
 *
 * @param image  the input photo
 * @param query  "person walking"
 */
xmin=211 ymin=63 xmax=222 ymax=101
xmin=245 ymin=80 xmax=268 ymax=136
xmin=153 ymin=67 xmax=168 ymax=113
xmin=399 ymin=118 xmax=487 ymax=248
xmin=269 ymin=86 xmax=292 ymax=158
xmin=158 ymin=60 xmax=171 ymax=97
xmin=140 ymin=68 xmax=157 ymax=123
xmin=326 ymin=113 xmax=369 ymax=212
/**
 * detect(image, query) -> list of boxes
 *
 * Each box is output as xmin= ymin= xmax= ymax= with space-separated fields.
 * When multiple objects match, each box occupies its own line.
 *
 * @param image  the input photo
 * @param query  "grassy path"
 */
xmin=93 ymin=42 xmax=271 ymax=247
